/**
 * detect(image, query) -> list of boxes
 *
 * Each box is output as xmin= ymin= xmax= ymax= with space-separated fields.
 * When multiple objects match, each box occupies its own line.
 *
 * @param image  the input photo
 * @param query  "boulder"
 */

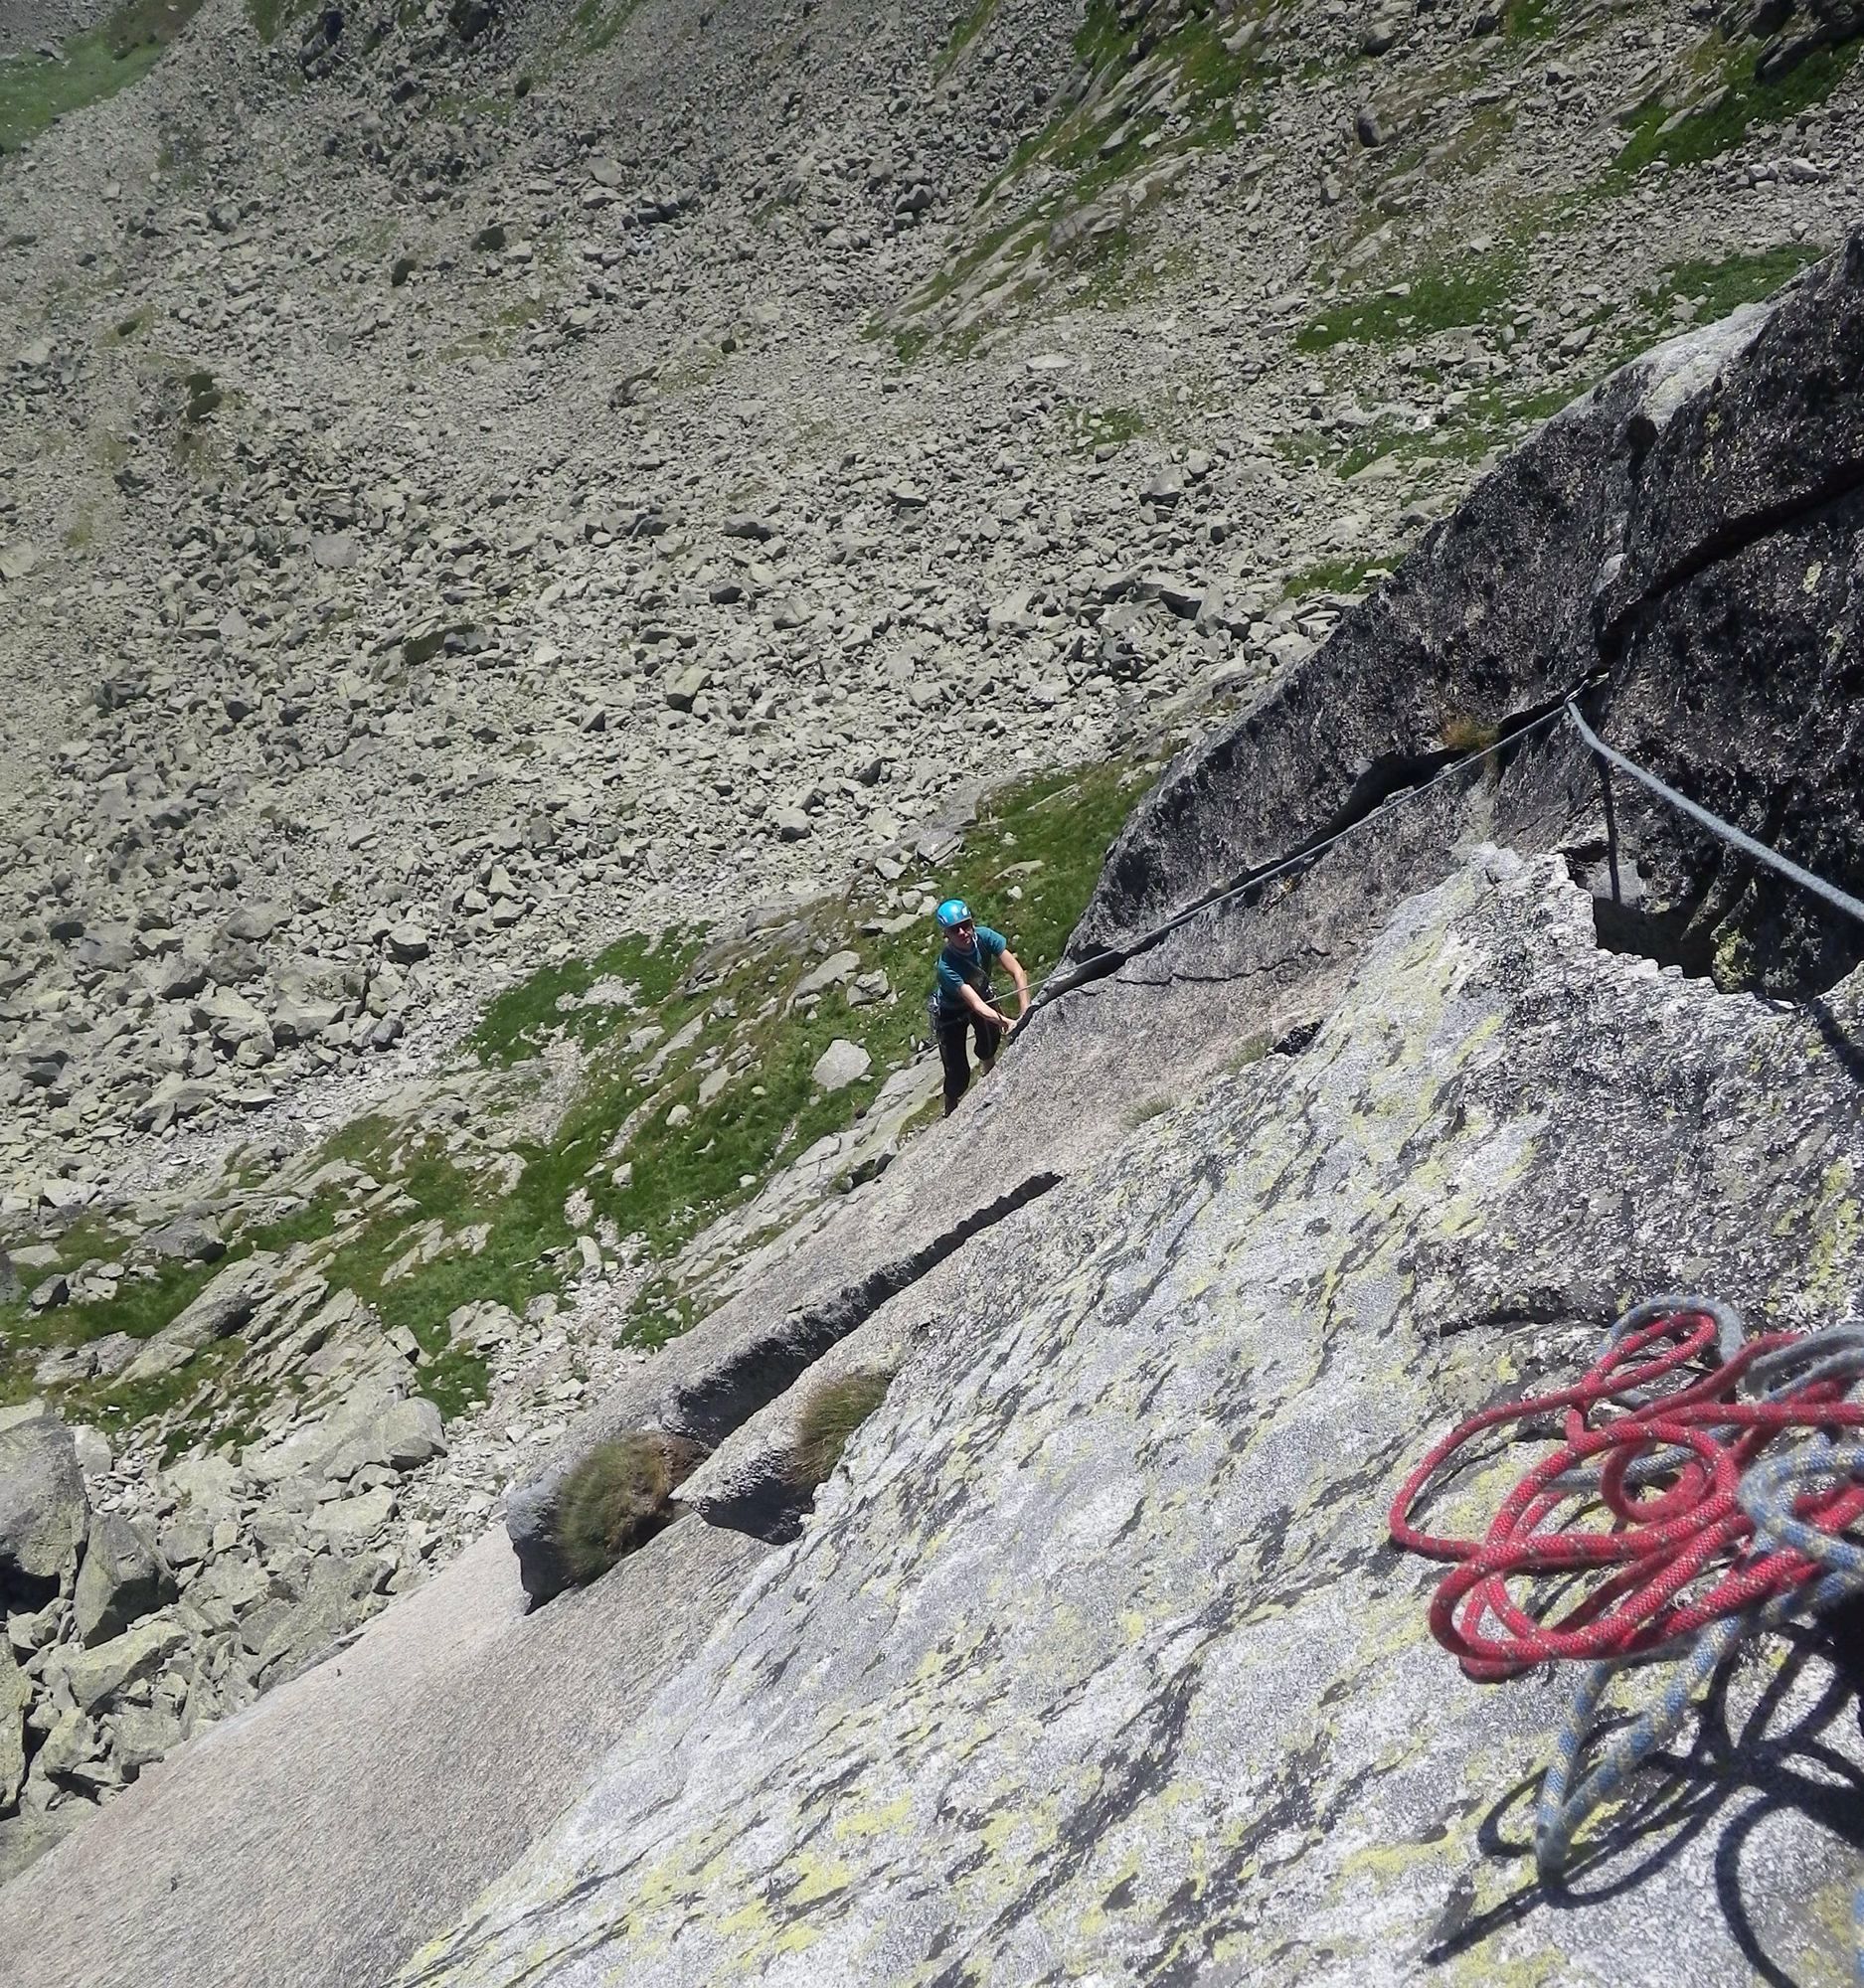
xmin=0 ymin=1406 xmax=87 ymax=1605
xmin=103 ymin=1702 xmax=184 ymax=1780
xmin=45 ymin=1615 xmax=189 ymax=1712
xmin=790 ymin=949 xmax=860 ymax=1001
xmin=245 ymin=1389 xmax=446 ymax=1487
xmin=810 ymin=1039 xmax=870 ymax=1092
xmin=306 ymin=1488 xmax=396 ymax=1551
xmin=139 ymin=1215 xmax=225 ymax=1264
xmin=385 ymin=921 xmax=430 ymax=964
xmin=73 ymin=1514 xmax=177 ymax=1646
xmin=223 ymin=901 xmax=289 ymax=943
xmin=120 ymin=1252 xmax=282 ymax=1381
xmin=0 ymin=1638 xmax=28 ymax=1808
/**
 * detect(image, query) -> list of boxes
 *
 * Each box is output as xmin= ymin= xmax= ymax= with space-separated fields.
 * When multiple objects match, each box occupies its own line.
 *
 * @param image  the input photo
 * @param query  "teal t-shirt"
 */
xmin=933 ymin=925 xmax=1007 ymax=1018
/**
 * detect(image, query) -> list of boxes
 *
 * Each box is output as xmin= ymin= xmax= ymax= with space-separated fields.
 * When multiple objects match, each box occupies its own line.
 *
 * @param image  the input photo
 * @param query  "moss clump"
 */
xmin=553 ymin=1431 xmax=707 ymax=1583
xmin=791 ymin=1371 xmax=896 ymax=1490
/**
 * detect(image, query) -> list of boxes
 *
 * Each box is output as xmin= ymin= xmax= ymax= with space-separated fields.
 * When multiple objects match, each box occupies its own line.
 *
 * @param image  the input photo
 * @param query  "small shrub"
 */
xmin=790 ymin=1371 xmax=896 ymax=1490
xmin=553 ymin=1430 xmax=707 ymax=1583
xmin=1125 ymin=1096 xmax=1173 ymax=1128
xmin=1440 ymin=714 xmax=1501 ymax=754
xmin=1227 ymin=1033 xmax=1271 ymax=1072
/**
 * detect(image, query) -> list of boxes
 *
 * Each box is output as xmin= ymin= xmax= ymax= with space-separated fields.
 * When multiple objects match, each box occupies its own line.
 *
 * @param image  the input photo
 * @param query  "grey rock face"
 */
xmin=0 ymin=1407 xmax=87 ymax=1604
xmin=407 ymin=853 xmax=1864 ymax=1986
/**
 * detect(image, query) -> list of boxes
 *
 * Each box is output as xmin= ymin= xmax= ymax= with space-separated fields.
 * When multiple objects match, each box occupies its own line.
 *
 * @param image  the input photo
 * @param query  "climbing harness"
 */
xmin=1390 ymin=1296 xmax=1864 ymax=1950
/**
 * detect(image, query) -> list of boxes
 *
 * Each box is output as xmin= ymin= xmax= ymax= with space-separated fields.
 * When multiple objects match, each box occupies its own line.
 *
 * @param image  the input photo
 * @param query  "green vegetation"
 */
xmin=573 ymin=0 xmax=646 ymax=53
xmin=1654 ymin=242 xmax=1824 ymax=321
xmin=0 ymin=1196 xmax=345 ymax=1441
xmin=1503 ymin=0 xmax=1562 ymax=41
xmin=473 ymin=929 xmax=704 ymax=1067
xmin=1125 ymin=1096 xmax=1175 ymax=1128
xmin=1613 ymin=35 xmax=1861 ymax=175
xmin=1295 ymin=251 xmax=1520 ymax=352
xmin=1282 ymin=556 xmax=1385 ymax=599
xmin=1065 ymin=404 xmax=1146 ymax=453
xmin=551 ymin=1432 xmax=698 ymax=1582
xmin=0 ymin=0 xmax=204 ymax=156
xmin=892 ymin=0 xmax=1269 ymax=355
xmin=790 ymin=1371 xmax=896 ymax=1489
xmin=246 ymin=0 xmax=318 ymax=42
xmin=938 ymin=0 xmax=1000 ymax=72
xmin=1225 ymin=1034 xmax=1271 ymax=1074
xmin=1440 ymin=714 xmax=1502 ymax=754
xmin=4 ymin=756 xmax=1157 ymax=1453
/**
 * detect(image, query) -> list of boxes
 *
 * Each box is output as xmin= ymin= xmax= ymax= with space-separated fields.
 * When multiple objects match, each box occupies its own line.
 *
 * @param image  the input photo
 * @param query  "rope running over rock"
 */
xmin=1390 ymin=1298 xmax=1864 ymax=1963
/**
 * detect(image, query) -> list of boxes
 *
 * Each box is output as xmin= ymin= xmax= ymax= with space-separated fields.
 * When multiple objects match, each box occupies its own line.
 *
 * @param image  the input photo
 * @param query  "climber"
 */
xmin=929 ymin=898 xmax=1029 ymax=1115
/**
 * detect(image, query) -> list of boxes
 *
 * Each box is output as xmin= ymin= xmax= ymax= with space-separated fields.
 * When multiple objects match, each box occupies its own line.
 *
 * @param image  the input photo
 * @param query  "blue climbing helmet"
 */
xmin=934 ymin=899 xmax=972 ymax=931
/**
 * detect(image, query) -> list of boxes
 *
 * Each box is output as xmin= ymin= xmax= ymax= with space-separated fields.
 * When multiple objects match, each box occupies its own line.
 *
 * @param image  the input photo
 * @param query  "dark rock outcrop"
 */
xmin=1075 ymin=235 xmax=1864 ymax=1008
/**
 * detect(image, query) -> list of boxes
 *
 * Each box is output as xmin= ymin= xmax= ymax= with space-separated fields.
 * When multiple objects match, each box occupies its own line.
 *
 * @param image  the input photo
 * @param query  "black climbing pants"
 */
xmin=935 ymin=1010 xmax=996 ymax=1114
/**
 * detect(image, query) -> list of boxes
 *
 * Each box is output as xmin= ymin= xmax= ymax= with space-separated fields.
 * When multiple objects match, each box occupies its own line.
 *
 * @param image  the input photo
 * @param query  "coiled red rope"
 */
xmin=1389 ymin=1300 xmax=1864 ymax=1682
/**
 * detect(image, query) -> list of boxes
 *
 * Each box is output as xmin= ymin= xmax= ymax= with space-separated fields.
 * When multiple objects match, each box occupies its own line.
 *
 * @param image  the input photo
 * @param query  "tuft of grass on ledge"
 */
xmin=790 ymin=1371 xmax=897 ymax=1490
xmin=551 ymin=1431 xmax=705 ymax=1583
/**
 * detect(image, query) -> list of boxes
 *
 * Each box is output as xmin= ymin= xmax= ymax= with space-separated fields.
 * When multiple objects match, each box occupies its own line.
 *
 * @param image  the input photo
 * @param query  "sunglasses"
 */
xmin=951 ymin=920 xmax=975 ymax=933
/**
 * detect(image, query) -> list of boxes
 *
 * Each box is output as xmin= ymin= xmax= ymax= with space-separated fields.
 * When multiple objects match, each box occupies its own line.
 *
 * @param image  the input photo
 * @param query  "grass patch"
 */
xmin=473 ymin=929 xmax=706 ymax=1068
xmin=1295 ymin=251 xmax=1520 ymax=352
xmin=1654 ymin=242 xmax=1824 ymax=320
xmin=0 ymin=0 xmax=204 ymax=155
xmin=1066 ymin=404 xmax=1145 ymax=453
xmin=1612 ymin=34 xmax=1862 ymax=174
xmin=574 ymin=0 xmax=646 ymax=52
xmin=246 ymin=0 xmax=317 ymax=40
xmin=1283 ymin=557 xmax=1382 ymax=599
xmin=0 ymin=1196 xmax=348 ymax=1417
xmin=790 ymin=1371 xmax=896 ymax=1489
xmin=551 ymin=1431 xmax=705 ymax=1582
xmin=938 ymin=0 xmax=999 ymax=72
xmin=1124 ymin=1096 xmax=1174 ymax=1128
xmin=1503 ymin=0 xmax=1562 ymax=40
